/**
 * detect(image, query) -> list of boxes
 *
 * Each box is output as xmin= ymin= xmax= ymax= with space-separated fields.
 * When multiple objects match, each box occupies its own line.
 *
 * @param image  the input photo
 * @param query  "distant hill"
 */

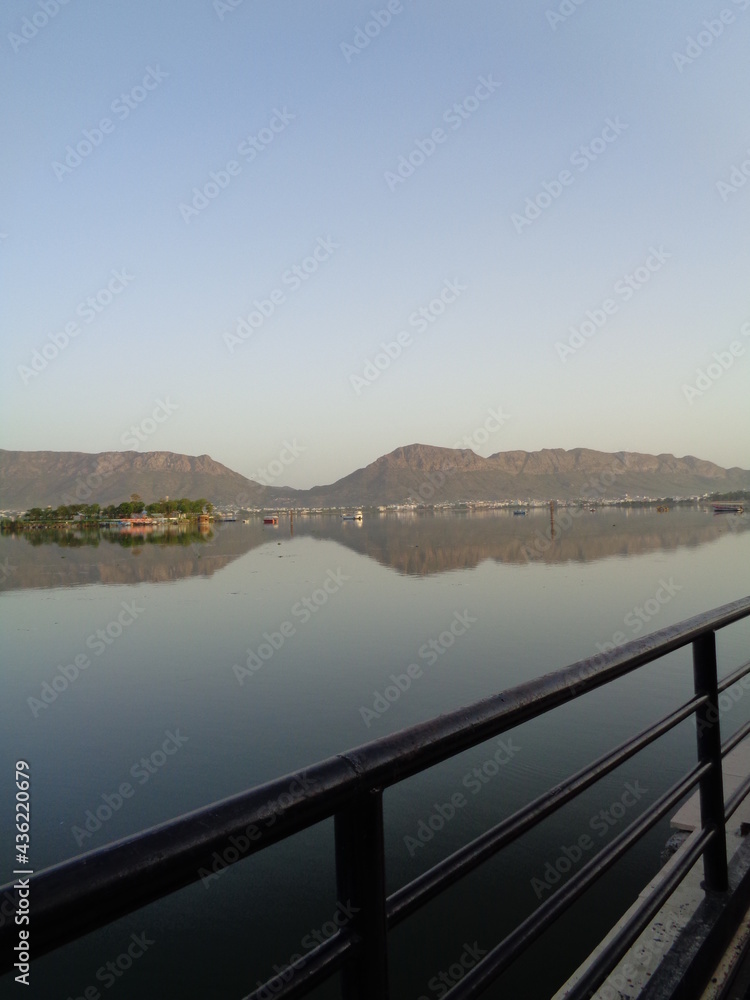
xmin=299 ymin=444 xmax=750 ymax=505
xmin=0 ymin=450 xmax=279 ymax=510
xmin=1 ymin=445 xmax=749 ymax=511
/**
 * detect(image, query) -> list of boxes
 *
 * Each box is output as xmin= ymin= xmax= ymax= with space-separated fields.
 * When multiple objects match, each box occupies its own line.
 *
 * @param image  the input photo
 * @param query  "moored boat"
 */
xmin=712 ymin=502 xmax=744 ymax=513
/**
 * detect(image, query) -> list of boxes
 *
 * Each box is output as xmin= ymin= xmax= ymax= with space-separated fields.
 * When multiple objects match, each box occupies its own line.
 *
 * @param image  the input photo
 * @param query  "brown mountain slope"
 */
xmin=0 ymin=450 xmax=280 ymax=509
xmin=1 ymin=445 xmax=749 ymax=510
xmin=300 ymin=444 xmax=750 ymax=505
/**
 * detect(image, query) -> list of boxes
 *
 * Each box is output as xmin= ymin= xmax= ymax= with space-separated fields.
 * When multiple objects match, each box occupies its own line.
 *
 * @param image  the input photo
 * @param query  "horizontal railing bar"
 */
xmin=441 ymin=760 xmax=711 ymax=1000
xmin=725 ymin=771 xmax=750 ymax=826
xmin=1 ymin=597 xmax=747 ymax=969
xmin=0 ymin=757 xmax=358 ymax=970
xmin=722 ymin=720 xmax=750 ymax=760
xmin=387 ymin=692 xmax=706 ymax=927
xmin=717 ymin=660 xmax=750 ymax=695
xmin=561 ymin=827 xmax=713 ymax=1000
xmin=240 ymin=929 xmax=353 ymax=1000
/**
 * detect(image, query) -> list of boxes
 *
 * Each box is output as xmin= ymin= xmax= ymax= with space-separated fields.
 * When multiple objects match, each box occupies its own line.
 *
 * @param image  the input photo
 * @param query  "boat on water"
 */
xmin=342 ymin=510 xmax=363 ymax=520
xmin=512 ymin=510 xmax=526 ymax=516
xmin=263 ymin=515 xmax=279 ymax=525
xmin=712 ymin=502 xmax=744 ymax=513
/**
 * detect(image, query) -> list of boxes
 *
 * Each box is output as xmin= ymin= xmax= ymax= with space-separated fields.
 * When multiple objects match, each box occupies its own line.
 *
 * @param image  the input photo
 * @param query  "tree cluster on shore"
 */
xmin=13 ymin=495 xmax=214 ymax=524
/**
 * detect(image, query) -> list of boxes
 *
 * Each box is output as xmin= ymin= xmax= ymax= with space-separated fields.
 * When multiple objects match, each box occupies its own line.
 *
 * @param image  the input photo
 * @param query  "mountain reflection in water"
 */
xmin=1 ymin=508 xmax=746 ymax=591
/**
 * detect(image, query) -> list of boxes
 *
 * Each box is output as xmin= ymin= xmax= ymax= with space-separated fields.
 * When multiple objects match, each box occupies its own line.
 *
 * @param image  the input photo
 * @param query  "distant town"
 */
xmin=1 ymin=490 xmax=748 ymax=530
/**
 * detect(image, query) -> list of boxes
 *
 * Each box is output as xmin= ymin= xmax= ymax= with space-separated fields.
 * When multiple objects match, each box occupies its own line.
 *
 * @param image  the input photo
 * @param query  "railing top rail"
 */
xmin=2 ymin=595 xmax=749 ymax=964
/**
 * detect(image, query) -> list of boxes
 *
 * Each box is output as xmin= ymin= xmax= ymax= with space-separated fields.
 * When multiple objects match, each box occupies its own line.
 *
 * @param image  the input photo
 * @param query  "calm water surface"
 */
xmin=1 ymin=508 xmax=749 ymax=1000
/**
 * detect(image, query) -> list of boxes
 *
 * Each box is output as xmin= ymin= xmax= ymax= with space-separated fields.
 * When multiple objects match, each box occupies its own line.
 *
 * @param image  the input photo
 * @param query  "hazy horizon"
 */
xmin=3 ymin=1 xmax=749 ymax=488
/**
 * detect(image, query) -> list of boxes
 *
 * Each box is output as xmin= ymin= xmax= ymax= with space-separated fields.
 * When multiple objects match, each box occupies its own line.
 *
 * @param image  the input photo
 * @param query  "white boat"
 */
xmin=342 ymin=510 xmax=363 ymax=520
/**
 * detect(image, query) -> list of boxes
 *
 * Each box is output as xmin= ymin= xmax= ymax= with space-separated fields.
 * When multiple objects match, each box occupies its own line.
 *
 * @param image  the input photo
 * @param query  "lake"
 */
xmin=1 ymin=508 xmax=749 ymax=1000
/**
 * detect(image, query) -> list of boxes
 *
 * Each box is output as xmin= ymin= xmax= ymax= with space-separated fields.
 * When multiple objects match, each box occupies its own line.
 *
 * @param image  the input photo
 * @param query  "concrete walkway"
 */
xmin=672 ymin=740 xmax=750 ymax=836
xmin=553 ymin=738 xmax=750 ymax=999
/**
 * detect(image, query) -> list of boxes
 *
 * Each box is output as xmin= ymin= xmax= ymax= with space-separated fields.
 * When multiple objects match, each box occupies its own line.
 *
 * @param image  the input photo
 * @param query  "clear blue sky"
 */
xmin=2 ymin=0 xmax=749 ymax=487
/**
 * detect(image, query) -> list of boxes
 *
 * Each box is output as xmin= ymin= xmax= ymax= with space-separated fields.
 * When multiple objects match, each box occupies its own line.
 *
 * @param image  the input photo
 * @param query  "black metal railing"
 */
xmin=2 ymin=596 xmax=750 ymax=999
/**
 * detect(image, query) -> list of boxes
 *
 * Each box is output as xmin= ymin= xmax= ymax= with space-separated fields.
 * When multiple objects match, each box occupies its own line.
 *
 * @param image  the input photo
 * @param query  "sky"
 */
xmin=2 ymin=0 xmax=749 ymax=489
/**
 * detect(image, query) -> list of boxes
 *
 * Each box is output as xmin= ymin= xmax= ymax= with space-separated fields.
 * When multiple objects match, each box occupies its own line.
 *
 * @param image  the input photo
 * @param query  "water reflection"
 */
xmin=0 ymin=507 xmax=746 ymax=590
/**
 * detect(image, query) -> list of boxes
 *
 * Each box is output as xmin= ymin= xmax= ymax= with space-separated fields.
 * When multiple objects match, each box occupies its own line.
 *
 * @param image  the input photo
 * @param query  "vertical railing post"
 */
xmin=693 ymin=631 xmax=728 ymax=891
xmin=335 ymin=788 xmax=389 ymax=1000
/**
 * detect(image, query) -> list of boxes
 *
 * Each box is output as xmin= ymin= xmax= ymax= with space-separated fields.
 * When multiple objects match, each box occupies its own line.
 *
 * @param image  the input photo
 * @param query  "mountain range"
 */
xmin=1 ymin=446 xmax=749 ymax=511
